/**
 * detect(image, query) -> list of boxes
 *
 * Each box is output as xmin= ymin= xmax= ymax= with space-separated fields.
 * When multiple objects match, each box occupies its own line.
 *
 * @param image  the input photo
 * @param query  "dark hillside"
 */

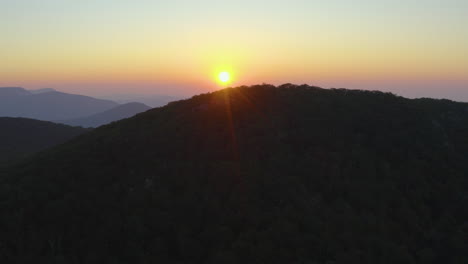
xmin=0 ymin=117 xmax=88 ymax=163
xmin=1 ymin=84 xmax=468 ymax=263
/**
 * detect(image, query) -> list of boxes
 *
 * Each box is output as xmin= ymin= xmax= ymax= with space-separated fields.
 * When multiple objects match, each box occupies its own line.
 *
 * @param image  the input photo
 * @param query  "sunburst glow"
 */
xmin=218 ymin=71 xmax=231 ymax=84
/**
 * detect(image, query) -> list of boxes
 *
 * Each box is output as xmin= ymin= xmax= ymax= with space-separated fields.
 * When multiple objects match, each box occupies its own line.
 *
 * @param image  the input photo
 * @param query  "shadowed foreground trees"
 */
xmin=0 ymin=84 xmax=468 ymax=263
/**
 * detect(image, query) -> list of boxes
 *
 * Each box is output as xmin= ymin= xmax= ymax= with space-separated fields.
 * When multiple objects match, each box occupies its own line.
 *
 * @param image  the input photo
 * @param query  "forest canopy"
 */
xmin=1 ymin=84 xmax=467 ymax=263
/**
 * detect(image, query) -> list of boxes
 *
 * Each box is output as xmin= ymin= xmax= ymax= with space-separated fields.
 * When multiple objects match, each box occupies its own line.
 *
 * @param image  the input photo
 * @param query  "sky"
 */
xmin=1 ymin=0 xmax=467 ymax=100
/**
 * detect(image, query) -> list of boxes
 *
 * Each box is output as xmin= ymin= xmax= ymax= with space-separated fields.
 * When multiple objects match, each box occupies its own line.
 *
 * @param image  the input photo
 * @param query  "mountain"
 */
xmin=0 ymin=87 xmax=118 ymax=121
xmin=0 ymin=117 xmax=88 ymax=163
xmin=100 ymin=94 xmax=181 ymax=107
xmin=1 ymin=84 xmax=468 ymax=263
xmin=59 ymin=102 xmax=152 ymax=128
xmin=0 ymin=87 xmax=31 ymax=97
xmin=29 ymin=88 xmax=57 ymax=94
xmin=130 ymin=94 xmax=180 ymax=108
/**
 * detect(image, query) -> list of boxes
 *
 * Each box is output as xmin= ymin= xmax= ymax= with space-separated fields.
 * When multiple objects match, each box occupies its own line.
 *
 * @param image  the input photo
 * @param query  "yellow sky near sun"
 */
xmin=1 ymin=0 xmax=467 ymax=96
xmin=3 ymin=24 xmax=466 ymax=85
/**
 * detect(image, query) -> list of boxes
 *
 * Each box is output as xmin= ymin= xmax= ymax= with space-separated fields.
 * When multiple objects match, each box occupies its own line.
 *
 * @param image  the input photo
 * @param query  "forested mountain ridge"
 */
xmin=0 ymin=117 xmax=89 ymax=164
xmin=1 ymin=84 xmax=468 ymax=263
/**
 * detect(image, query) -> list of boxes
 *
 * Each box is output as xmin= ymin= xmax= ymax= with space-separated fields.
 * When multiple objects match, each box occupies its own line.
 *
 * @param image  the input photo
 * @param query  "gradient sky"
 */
xmin=1 ymin=0 xmax=467 ymax=100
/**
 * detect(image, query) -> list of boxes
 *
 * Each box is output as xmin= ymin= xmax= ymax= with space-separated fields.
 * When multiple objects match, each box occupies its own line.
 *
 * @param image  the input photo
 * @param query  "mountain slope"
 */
xmin=0 ymin=87 xmax=31 ymax=97
xmin=1 ymin=84 xmax=468 ymax=263
xmin=128 ymin=94 xmax=178 ymax=108
xmin=102 ymin=94 xmax=180 ymax=107
xmin=30 ymin=88 xmax=57 ymax=94
xmin=0 ymin=87 xmax=118 ymax=121
xmin=0 ymin=117 xmax=88 ymax=163
xmin=58 ymin=102 xmax=151 ymax=127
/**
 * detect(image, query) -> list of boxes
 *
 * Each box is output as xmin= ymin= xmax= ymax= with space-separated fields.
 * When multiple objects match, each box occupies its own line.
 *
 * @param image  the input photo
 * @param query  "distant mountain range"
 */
xmin=0 ymin=87 xmax=161 ymax=127
xmin=0 ymin=87 xmax=118 ymax=121
xmin=99 ymin=94 xmax=182 ymax=108
xmin=59 ymin=102 xmax=151 ymax=128
xmin=29 ymin=88 xmax=57 ymax=94
xmin=0 ymin=117 xmax=88 ymax=163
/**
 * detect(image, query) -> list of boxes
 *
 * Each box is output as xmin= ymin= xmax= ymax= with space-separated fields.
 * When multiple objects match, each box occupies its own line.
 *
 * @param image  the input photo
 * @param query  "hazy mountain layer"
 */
xmin=58 ymin=102 xmax=151 ymax=128
xmin=0 ymin=87 xmax=118 ymax=121
xmin=100 ymin=94 xmax=181 ymax=108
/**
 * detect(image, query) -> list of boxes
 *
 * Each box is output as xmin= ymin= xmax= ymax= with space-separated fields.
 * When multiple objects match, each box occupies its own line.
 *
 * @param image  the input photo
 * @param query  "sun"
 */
xmin=218 ymin=71 xmax=231 ymax=84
